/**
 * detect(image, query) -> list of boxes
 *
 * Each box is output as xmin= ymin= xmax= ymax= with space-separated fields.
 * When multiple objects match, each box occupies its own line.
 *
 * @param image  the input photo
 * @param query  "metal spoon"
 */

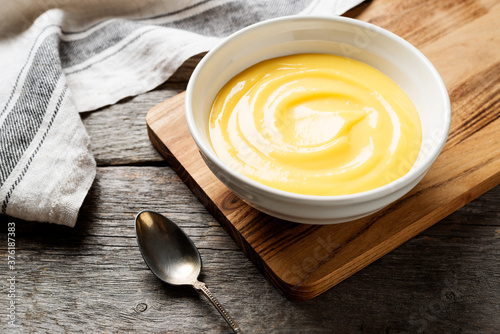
xmin=135 ymin=210 xmax=243 ymax=333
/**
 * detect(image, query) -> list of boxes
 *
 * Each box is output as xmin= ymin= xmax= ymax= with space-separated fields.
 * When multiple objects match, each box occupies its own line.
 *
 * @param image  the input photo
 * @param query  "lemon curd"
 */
xmin=208 ymin=54 xmax=422 ymax=196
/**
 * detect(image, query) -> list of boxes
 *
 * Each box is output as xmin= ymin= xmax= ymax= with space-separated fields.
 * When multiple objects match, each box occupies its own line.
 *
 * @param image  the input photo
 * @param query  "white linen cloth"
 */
xmin=0 ymin=0 xmax=363 ymax=227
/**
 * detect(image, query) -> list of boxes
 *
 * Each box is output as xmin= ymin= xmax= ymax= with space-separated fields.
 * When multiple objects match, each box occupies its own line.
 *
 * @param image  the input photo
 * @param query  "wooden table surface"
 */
xmin=1 ymin=1 xmax=499 ymax=333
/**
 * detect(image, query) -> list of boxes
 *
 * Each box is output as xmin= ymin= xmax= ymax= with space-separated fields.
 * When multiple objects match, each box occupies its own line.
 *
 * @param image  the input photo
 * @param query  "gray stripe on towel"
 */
xmin=0 ymin=33 xmax=62 ymax=186
xmin=1 ymin=87 xmax=67 ymax=214
xmin=60 ymin=0 xmax=312 ymax=68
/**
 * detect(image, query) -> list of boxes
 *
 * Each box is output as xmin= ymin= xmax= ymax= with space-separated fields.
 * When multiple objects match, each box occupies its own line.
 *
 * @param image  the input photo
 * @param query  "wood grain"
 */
xmin=146 ymin=1 xmax=500 ymax=300
xmin=1 ymin=168 xmax=498 ymax=333
xmin=0 ymin=0 xmax=499 ymax=332
xmin=81 ymin=54 xmax=203 ymax=166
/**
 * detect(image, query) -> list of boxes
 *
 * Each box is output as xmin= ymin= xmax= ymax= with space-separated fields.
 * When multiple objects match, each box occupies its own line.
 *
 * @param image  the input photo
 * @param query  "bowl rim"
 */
xmin=185 ymin=15 xmax=451 ymax=204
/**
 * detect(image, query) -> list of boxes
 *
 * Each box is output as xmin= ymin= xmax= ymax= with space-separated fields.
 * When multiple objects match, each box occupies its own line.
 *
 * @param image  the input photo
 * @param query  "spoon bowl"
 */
xmin=135 ymin=210 xmax=201 ymax=285
xmin=135 ymin=210 xmax=243 ymax=333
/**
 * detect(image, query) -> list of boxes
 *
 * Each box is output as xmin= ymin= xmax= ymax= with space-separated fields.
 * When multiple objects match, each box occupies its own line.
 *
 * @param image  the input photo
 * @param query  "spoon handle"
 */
xmin=193 ymin=281 xmax=243 ymax=333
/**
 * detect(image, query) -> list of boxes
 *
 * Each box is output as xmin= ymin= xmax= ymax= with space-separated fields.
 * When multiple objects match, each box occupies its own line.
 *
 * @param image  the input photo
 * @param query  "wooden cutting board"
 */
xmin=146 ymin=0 xmax=500 ymax=300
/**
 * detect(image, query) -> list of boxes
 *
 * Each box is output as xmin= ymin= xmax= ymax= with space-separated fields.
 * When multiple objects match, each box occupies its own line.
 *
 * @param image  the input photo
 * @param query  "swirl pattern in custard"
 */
xmin=208 ymin=54 xmax=422 ymax=196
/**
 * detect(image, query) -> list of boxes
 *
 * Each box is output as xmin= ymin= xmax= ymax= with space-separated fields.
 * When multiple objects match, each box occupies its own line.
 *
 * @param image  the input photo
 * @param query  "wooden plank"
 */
xmin=1 ymin=167 xmax=498 ymax=333
xmin=147 ymin=91 xmax=500 ymax=300
xmin=146 ymin=1 xmax=500 ymax=300
xmin=81 ymin=54 xmax=204 ymax=166
xmin=352 ymin=0 xmax=498 ymax=49
xmin=1 ymin=0 xmax=499 ymax=332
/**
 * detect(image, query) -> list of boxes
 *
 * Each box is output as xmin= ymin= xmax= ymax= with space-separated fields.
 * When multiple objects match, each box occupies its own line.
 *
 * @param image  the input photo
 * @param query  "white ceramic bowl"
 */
xmin=185 ymin=16 xmax=451 ymax=224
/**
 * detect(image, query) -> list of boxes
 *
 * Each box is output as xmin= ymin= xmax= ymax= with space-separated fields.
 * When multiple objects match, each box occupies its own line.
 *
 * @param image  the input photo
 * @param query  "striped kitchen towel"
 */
xmin=0 ymin=0 xmax=363 ymax=227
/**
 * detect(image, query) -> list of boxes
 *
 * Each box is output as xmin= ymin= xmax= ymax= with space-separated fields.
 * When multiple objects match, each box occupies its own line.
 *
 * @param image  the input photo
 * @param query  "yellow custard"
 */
xmin=208 ymin=54 xmax=422 ymax=196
